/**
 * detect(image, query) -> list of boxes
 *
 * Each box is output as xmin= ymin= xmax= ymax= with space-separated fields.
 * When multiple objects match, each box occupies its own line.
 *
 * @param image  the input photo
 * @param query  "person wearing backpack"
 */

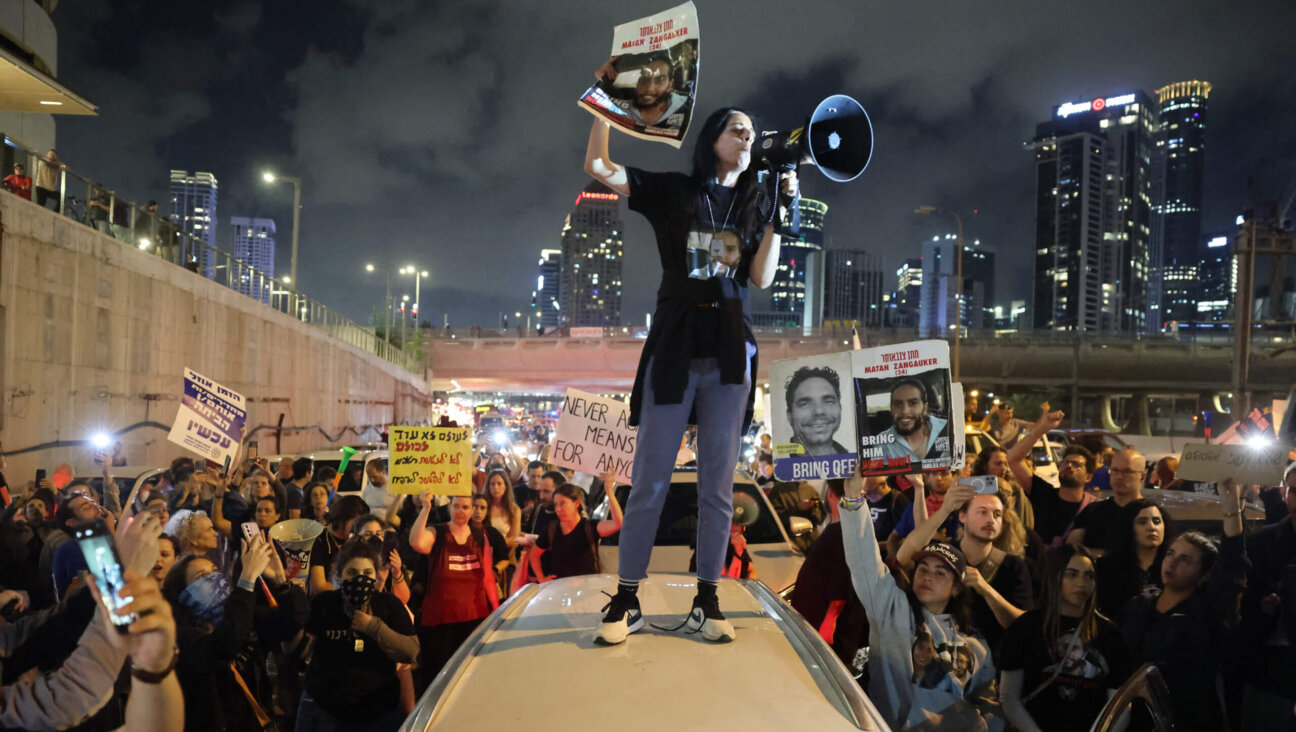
xmin=530 ymin=473 xmax=623 ymax=581
xmin=409 ymin=493 xmax=499 ymax=692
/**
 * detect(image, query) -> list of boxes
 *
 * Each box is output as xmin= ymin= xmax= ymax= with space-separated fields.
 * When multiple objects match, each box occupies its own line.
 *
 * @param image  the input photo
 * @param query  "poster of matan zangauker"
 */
xmin=852 ymin=340 xmax=955 ymax=476
xmin=577 ymin=2 xmax=699 ymax=147
xmin=769 ymin=351 xmax=858 ymax=482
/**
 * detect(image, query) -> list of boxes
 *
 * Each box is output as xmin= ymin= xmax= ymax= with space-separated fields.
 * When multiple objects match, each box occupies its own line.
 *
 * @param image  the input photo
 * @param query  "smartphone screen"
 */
xmin=73 ymin=520 xmax=137 ymax=630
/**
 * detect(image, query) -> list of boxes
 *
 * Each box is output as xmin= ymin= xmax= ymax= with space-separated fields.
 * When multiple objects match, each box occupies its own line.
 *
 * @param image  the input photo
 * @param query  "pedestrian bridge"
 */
xmin=423 ymin=329 xmax=1295 ymax=400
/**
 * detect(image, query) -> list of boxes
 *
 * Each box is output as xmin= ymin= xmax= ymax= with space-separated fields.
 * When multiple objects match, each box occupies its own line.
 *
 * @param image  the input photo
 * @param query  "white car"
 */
xmin=589 ymin=469 xmax=810 ymax=597
xmin=399 ymin=576 xmax=891 ymax=731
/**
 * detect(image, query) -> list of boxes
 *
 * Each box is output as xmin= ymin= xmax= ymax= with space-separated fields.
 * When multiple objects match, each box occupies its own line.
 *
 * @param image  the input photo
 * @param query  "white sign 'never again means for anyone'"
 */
xmin=552 ymin=388 xmax=637 ymax=484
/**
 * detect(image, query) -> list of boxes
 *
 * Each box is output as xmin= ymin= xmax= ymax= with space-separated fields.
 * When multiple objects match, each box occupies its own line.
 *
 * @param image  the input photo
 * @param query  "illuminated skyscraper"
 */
xmin=532 ymin=248 xmax=562 ymax=330
xmin=169 ymin=170 xmax=218 ymax=278
xmin=1150 ymin=80 xmax=1211 ymax=328
xmin=230 ymin=217 xmax=275 ymax=303
xmin=918 ymin=235 xmax=996 ymax=337
xmin=1030 ymin=91 xmax=1156 ymax=333
xmin=559 ymin=182 xmax=623 ymax=327
xmin=756 ymin=198 xmax=827 ymax=329
xmin=823 ymin=249 xmax=884 ymax=327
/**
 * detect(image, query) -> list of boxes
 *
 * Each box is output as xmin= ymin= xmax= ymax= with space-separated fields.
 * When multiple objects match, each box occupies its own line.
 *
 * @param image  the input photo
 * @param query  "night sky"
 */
xmin=50 ymin=0 xmax=1296 ymax=330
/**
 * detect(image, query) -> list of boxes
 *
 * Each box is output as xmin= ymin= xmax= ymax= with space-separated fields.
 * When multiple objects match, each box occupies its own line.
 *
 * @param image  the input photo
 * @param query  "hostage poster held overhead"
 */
xmin=854 ymin=340 xmax=955 ymax=476
xmin=166 ymin=368 xmax=246 ymax=468
xmin=770 ymin=351 xmax=858 ymax=482
xmin=578 ymin=2 xmax=699 ymax=147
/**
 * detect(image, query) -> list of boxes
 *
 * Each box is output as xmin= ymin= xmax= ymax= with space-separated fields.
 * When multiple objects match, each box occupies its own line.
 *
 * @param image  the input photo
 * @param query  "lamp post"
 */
xmin=400 ymin=295 xmax=410 ymax=346
xmin=399 ymin=266 xmax=429 ymax=339
xmin=262 ymin=171 xmax=302 ymax=292
xmin=915 ymin=205 xmax=964 ymax=381
xmin=366 ymin=264 xmax=393 ymax=345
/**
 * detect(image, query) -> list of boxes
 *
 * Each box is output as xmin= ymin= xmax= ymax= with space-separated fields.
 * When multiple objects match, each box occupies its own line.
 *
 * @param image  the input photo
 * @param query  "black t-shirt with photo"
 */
xmin=1000 ymin=609 xmax=1132 ymax=732
xmin=1029 ymin=475 xmax=1083 ymax=545
xmin=1071 ymin=498 xmax=1135 ymax=554
xmin=304 ymin=590 xmax=415 ymax=722
xmin=627 ymin=168 xmax=755 ymax=360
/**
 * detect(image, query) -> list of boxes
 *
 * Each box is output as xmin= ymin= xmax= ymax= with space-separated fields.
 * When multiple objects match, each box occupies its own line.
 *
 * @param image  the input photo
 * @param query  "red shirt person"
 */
xmin=409 ymin=492 xmax=498 ymax=693
xmin=3 ymin=163 xmax=32 ymax=200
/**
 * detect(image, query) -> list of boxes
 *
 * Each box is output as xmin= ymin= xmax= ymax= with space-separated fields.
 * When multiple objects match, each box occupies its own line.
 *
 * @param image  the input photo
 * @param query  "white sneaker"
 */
xmin=682 ymin=595 xmax=735 ymax=643
xmin=595 ymin=591 xmax=645 ymax=646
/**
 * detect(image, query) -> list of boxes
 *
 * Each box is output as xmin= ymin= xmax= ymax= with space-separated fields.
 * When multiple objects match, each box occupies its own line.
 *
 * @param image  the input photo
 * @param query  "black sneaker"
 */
xmin=682 ymin=593 xmax=735 ymax=642
xmin=595 ymin=590 xmax=645 ymax=645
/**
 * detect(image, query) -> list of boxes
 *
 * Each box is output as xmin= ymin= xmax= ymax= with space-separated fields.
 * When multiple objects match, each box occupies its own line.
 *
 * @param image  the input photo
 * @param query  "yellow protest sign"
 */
xmin=388 ymin=426 xmax=473 ymax=495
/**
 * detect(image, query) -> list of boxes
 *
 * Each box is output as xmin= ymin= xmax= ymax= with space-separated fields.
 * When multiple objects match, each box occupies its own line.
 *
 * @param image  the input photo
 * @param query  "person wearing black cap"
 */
xmin=838 ymin=470 xmax=1003 ymax=731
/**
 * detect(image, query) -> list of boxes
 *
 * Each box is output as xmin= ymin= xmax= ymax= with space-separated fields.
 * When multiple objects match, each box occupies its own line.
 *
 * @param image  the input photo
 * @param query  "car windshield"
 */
xmin=600 ymin=480 xmax=785 ymax=547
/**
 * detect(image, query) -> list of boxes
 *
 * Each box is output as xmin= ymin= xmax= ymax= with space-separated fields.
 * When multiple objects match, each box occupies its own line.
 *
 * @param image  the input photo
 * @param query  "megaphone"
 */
xmin=755 ymin=94 xmax=874 ymax=183
xmin=732 ymin=492 xmax=761 ymax=526
xmin=269 ymin=518 xmax=325 ymax=552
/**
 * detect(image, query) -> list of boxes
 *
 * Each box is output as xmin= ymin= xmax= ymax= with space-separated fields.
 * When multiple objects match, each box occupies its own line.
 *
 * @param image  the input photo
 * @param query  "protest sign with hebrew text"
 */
xmin=167 ymin=368 xmax=246 ymax=468
xmin=388 ymin=426 xmax=473 ymax=496
xmin=1175 ymin=442 xmax=1287 ymax=486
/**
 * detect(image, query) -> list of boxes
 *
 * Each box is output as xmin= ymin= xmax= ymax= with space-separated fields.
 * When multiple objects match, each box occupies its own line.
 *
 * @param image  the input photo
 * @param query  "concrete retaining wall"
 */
xmin=0 ymin=192 xmax=433 ymax=481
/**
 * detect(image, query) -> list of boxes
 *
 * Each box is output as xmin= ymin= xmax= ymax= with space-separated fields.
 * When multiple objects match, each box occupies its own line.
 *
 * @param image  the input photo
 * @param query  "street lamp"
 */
xmin=915 ymin=205 xmax=964 ymax=381
xmin=366 ymin=264 xmax=393 ymax=345
xmin=262 ymin=170 xmax=302 ymax=293
xmin=398 ymin=266 xmax=429 ymax=334
xmin=400 ymin=294 xmax=411 ymax=346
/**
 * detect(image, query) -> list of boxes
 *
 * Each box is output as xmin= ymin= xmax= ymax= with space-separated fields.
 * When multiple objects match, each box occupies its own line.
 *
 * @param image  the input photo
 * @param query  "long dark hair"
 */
xmin=1110 ymin=498 xmax=1175 ymax=565
xmin=689 ymin=107 xmax=772 ymax=244
xmin=1041 ymin=544 xmax=1101 ymax=655
xmin=902 ymin=565 xmax=975 ymax=636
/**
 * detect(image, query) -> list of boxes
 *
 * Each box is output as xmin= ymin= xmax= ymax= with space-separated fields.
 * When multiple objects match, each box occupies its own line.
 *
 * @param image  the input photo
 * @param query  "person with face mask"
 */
xmin=162 ymin=533 xmax=302 ymax=732
xmin=297 ymin=539 xmax=419 ymax=731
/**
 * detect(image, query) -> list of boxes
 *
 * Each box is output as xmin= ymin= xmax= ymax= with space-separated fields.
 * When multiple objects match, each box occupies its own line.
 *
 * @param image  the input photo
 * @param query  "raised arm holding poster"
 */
xmin=852 ymin=340 xmax=955 ymax=476
xmin=166 ymin=368 xmax=246 ymax=468
xmin=388 ymin=426 xmax=472 ymax=496
xmin=578 ymin=2 xmax=699 ymax=147
xmin=769 ymin=351 xmax=858 ymax=481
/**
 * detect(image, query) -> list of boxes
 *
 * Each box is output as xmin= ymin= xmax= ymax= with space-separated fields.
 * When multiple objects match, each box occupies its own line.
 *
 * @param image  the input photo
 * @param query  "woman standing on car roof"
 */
xmin=583 ymin=70 xmax=799 ymax=645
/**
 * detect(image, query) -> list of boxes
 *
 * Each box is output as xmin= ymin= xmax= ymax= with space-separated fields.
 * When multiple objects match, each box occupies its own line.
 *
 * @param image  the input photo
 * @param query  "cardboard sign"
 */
xmin=1176 ymin=442 xmax=1288 ymax=486
xmin=388 ymin=426 xmax=473 ymax=496
xmin=852 ymin=340 xmax=955 ymax=476
xmin=166 ymin=368 xmax=246 ymax=468
xmin=770 ymin=351 xmax=858 ymax=481
xmin=552 ymin=388 xmax=636 ymax=483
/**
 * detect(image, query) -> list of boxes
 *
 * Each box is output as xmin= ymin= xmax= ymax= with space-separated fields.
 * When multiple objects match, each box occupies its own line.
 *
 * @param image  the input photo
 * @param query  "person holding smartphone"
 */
xmin=163 ymin=533 xmax=303 ymax=731
xmin=0 ymin=512 xmax=184 ymax=731
xmin=897 ymin=476 xmax=1034 ymax=660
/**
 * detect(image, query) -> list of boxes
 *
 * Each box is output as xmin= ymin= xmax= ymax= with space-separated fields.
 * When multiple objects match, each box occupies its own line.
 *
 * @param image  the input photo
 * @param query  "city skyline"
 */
xmin=46 ymin=1 xmax=1296 ymax=329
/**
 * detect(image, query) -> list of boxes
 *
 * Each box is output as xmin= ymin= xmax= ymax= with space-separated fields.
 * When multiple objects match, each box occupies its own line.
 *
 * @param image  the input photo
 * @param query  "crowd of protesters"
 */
xmin=0 ymin=401 xmax=1292 ymax=730
xmin=0 ymin=434 xmax=623 ymax=731
xmin=772 ymin=402 xmax=1296 ymax=732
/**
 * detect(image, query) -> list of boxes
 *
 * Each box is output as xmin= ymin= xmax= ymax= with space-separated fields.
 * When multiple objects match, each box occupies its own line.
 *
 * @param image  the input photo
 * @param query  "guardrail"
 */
xmin=0 ymin=135 xmax=419 ymax=373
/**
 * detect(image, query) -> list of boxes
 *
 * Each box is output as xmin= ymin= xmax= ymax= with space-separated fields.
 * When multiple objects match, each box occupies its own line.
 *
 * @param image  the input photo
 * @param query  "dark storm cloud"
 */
xmin=52 ymin=0 xmax=1296 ymax=328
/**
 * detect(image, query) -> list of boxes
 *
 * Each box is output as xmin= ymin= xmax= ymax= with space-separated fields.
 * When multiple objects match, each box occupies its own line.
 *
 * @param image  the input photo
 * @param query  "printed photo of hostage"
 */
xmin=853 ymin=340 xmax=955 ymax=476
xmin=770 ymin=351 xmax=858 ymax=482
xmin=578 ymin=3 xmax=700 ymax=147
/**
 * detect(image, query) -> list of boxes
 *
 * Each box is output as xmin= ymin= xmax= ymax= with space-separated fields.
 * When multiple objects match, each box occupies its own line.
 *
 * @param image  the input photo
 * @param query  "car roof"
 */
xmin=401 ymin=575 xmax=886 ymax=731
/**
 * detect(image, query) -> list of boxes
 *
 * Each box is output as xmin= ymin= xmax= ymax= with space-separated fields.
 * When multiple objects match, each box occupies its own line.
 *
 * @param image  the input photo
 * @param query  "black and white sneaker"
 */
xmin=595 ymin=590 xmax=645 ymax=645
xmin=682 ymin=593 xmax=735 ymax=642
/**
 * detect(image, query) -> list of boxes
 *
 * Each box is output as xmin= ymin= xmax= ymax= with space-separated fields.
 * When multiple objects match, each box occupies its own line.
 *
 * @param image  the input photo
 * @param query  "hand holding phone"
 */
xmin=74 ymin=519 xmax=137 ymax=631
